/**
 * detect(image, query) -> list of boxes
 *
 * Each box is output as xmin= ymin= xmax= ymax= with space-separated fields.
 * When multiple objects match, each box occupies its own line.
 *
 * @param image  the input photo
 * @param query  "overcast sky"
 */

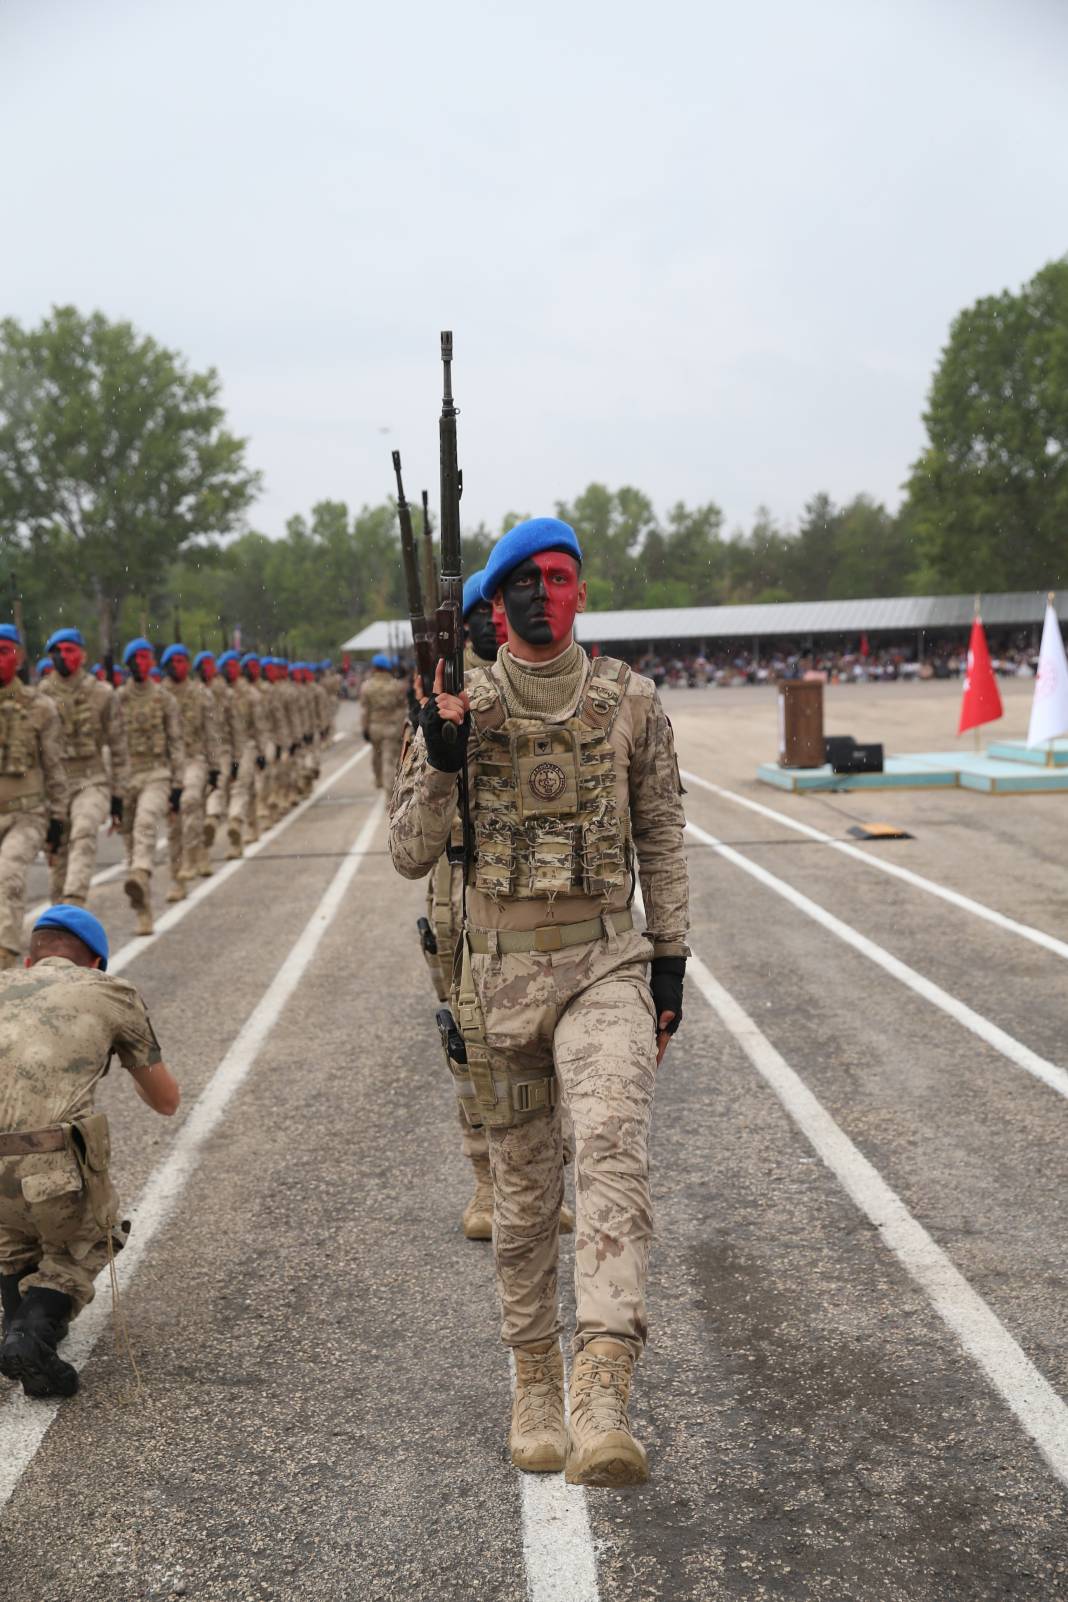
xmin=4 ymin=0 xmax=1067 ymax=543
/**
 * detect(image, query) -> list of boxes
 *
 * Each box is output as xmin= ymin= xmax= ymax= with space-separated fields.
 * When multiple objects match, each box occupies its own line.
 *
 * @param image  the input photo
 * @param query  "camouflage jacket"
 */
xmin=0 ymin=680 xmax=69 ymax=818
xmin=115 ymin=679 xmax=184 ymax=787
xmin=388 ymin=650 xmax=689 ymax=957
xmin=0 ymin=956 xmax=161 ymax=1132
xmin=163 ymin=677 xmax=223 ymax=771
xmin=361 ymin=672 xmax=408 ymax=736
xmin=41 ymin=669 xmax=130 ymax=795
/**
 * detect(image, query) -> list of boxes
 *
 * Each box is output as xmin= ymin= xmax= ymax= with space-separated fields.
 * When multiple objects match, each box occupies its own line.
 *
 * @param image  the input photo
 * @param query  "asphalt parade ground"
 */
xmin=1 ymin=680 xmax=1067 ymax=1602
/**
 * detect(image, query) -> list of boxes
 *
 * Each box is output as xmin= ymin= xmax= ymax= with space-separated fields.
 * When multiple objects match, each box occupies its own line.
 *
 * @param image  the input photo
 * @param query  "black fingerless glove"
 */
xmin=230 ymin=760 xmax=240 ymax=781
xmin=650 ymin=956 xmax=685 ymax=1035
xmin=169 ymin=787 xmax=183 ymax=814
xmin=418 ymin=697 xmax=470 ymax=773
xmin=45 ymin=817 xmax=65 ymax=853
xmin=255 ymin=754 xmax=267 ymax=771
xmin=208 ymin=768 xmax=220 ymax=791
xmin=303 ymin=732 xmax=312 ymax=745
xmin=289 ymin=742 xmax=299 ymax=756
xmin=363 ymin=730 xmax=372 ymax=743
xmin=110 ymin=794 xmax=124 ymax=825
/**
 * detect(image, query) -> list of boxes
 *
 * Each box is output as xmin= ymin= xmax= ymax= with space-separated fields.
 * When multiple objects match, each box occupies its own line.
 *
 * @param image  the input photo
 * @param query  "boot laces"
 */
xmin=572 ymin=1353 xmax=631 ymax=1435
xmin=515 ymin=1354 xmax=563 ymax=1434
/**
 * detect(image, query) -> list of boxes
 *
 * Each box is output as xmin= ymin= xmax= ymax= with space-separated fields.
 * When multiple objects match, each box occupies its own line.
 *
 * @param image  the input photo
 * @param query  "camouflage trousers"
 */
xmin=49 ymin=780 xmax=109 ymax=904
xmin=228 ymin=743 xmax=260 ymax=837
xmin=475 ymin=925 xmax=657 ymax=1361
xmin=168 ymin=757 xmax=209 ymax=871
xmin=0 ymin=1148 xmax=123 ymax=1313
xmin=0 ymin=807 xmax=46 ymax=958
xmin=124 ymin=774 xmax=170 ymax=878
xmin=426 ymin=856 xmax=488 ymax=1164
xmin=370 ymin=727 xmax=402 ymax=790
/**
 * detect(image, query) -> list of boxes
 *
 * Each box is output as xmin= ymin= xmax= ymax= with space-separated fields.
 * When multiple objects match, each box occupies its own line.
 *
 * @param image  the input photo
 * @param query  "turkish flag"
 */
xmin=958 ymin=616 xmax=1003 ymax=734
xmin=859 ymin=632 xmax=870 ymax=658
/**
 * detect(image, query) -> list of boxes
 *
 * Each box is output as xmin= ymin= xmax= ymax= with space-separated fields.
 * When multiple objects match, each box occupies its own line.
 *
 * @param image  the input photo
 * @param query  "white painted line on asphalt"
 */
xmin=687 ymin=950 xmax=1068 ymax=1489
xmin=685 ymin=819 xmax=1068 ymax=1105
xmin=681 ymin=769 xmax=1068 ymax=963
xmin=511 ymin=1354 xmax=601 ymax=1602
xmin=0 ymin=792 xmax=385 ymax=1513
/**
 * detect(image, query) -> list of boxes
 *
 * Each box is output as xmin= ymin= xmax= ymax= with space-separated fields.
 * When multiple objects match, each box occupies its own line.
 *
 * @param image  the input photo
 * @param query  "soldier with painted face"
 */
xmin=115 ymin=637 xmax=184 ymax=936
xmin=218 ymin=650 xmax=269 ymax=857
xmin=390 ymin=518 xmax=689 ymax=1488
xmin=161 ymin=644 xmax=223 ymax=900
xmin=361 ymin=652 xmax=408 ymax=790
xmin=41 ymin=627 xmax=129 ymax=908
xmin=0 ymin=905 xmax=179 ymax=1397
xmin=0 ymin=626 xmax=69 ymax=968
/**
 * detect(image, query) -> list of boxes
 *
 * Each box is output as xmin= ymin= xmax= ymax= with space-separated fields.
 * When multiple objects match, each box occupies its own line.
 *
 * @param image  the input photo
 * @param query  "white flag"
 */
xmin=1027 ymin=600 xmax=1068 ymax=746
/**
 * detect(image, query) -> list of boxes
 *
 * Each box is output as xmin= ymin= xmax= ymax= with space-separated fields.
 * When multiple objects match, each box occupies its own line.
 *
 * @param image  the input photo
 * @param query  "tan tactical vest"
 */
xmin=169 ymin=682 xmax=203 ymax=751
xmin=126 ymin=686 xmax=168 ymax=765
xmin=0 ymin=684 xmax=37 ymax=778
xmin=43 ymin=676 xmax=98 ymax=762
xmin=466 ymin=657 xmax=631 ymax=903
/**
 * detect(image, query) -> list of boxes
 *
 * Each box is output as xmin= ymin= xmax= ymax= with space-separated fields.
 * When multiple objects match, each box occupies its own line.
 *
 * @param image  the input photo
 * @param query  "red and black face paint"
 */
xmin=243 ymin=658 xmax=261 ymax=683
xmin=52 ymin=642 xmax=85 ymax=679
xmin=129 ymin=648 xmax=154 ymax=684
xmin=199 ymin=658 xmax=216 ymax=684
xmin=0 ymin=642 xmax=19 ymax=687
xmin=223 ymin=658 xmax=240 ymax=683
xmin=466 ymin=601 xmax=499 ymax=663
xmin=167 ymin=654 xmax=190 ymax=683
xmin=501 ymin=551 xmax=581 ymax=646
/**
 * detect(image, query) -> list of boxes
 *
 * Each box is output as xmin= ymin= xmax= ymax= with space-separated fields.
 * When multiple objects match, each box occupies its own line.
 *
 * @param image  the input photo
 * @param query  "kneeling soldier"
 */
xmin=0 ymin=905 xmax=179 ymax=1397
xmin=390 ymin=518 xmax=689 ymax=1487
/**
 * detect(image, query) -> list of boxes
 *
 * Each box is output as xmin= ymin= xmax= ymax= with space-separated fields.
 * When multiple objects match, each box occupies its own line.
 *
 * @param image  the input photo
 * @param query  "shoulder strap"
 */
xmin=578 ymin=656 xmax=631 ymax=733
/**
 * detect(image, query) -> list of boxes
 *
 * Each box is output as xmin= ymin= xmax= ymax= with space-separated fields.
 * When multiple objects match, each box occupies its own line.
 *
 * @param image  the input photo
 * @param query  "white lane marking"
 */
xmin=0 ymin=793 xmax=385 ymax=1511
xmin=687 ymin=951 xmax=1068 ymax=1489
xmin=685 ymin=818 xmax=1068 ymax=1105
xmin=25 ymin=731 xmax=350 ymax=924
xmin=107 ymin=746 xmax=369 ymax=975
xmin=681 ymin=768 xmax=1068 ymax=963
xmin=511 ymin=1355 xmax=601 ymax=1602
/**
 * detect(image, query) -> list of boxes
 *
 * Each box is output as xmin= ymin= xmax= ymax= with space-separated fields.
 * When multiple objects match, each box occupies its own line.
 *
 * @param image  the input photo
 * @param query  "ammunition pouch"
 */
xmin=453 ymin=935 xmax=556 ymax=1129
xmin=68 ymin=1112 xmax=116 ymax=1232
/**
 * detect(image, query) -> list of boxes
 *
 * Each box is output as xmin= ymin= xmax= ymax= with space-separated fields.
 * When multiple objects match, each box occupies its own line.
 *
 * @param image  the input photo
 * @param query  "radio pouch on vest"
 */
xmin=69 ymin=1112 xmax=116 ymax=1232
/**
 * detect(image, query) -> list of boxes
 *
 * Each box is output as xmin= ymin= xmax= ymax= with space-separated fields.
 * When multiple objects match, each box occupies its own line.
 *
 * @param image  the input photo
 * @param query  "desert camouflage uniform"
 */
xmin=0 ymin=957 xmax=160 ymax=1310
xmin=0 ymin=682 xmax=69 ymax=959
xmin=114 ymin=679 xmax=184 ymax=878
xmin=40 ymin=669 xmax=128 ymax=904
xmin=321 ymin=669 xmax=341 ymax=737
xmin=227 ymin=678 xmax=270 ymax=843
xmin=257 ymin=678 xmax=291 ymax=821
xmin=389 ymin=645 xmax=688 ymax=1359
xmin=206 ymin=675 xmax=236 ymax=837
xmin=163 ymin=675 xmax=223 ymax=880
xmin=361 ymin=671 xmax=408 ymax=790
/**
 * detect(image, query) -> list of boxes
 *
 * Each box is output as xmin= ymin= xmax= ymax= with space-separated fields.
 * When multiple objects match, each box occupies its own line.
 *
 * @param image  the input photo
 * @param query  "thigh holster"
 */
xmin=452 ymin=935 xmax=556 ymax=1130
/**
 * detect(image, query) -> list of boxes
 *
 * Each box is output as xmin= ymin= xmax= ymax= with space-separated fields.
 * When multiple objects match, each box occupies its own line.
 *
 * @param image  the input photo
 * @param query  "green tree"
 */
xmin=905 ymin=257 xmax=1068 ymax=591
xmin=0 ymin=306 xmax=260 ymax=651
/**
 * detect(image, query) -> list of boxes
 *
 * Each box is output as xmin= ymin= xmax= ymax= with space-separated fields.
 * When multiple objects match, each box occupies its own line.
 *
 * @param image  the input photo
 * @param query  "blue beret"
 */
xmin=36 ymin=657 xmax=52 ymax=673
xmin=34 ymin=904 xmax=109 ymax=970
xmin=321 ymin=659 xmax=332 ymax=669
xmin=240 ymin=652 xmax=260 ymax=666
xmin=193 ymin=650 xmax=215 ymax=669
xmin=463 ymin=570 xmax=488 ymax=617
xmin=45 ymin=627 xmax=85 ymax=651
xmin=90 ymin=662 xmax=101 ymax=674
xmin=122 ymin=636 xmax=153 ymax=665
xmin=0 ymin=624 xmax=22 ymax=645
xmin=160 ymin=643 xmax=190 ymax=667
xmin=371 ymin=652 xmax=391 ymax=669
xmin=480 ymin=519 xmax=582 ymax=600
xmin=217 ymin=649 xmax=239 ymax=668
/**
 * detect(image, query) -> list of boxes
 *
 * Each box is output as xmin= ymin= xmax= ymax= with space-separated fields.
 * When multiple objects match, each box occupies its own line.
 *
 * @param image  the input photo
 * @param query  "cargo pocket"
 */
xmin=69 ymin=1113 xmax=117 ymax=1232
xmin=21 ymin=1157 xmax=83 ymax=1206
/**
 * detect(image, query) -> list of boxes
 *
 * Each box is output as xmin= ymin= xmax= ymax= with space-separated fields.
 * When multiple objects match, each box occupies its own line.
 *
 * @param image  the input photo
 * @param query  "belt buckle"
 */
xmin=533 ymin=925 xmax=562 ymax=953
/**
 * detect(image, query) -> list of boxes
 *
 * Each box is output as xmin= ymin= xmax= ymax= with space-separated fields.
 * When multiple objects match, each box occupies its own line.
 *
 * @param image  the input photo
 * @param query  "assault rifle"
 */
xmin=435 ymin=331 xmax=464 ymax=743
xmin=395 ymin=451 xmax=436 ymax=693
xmin=420 ymin=490 xmax=437 ymax=614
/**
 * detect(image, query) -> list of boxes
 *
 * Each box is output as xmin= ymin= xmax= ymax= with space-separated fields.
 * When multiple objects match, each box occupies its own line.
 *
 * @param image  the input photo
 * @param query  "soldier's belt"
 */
xmin=0 ymin=790 xmax=45 ymax=817
xmin=0 ymin=1125 xmax=67 ymax=1157
xmin=467 ymin=909 xmax=633 ymax=955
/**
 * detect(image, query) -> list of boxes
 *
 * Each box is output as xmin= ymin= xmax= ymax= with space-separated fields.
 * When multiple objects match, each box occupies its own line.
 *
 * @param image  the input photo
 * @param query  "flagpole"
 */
xmin=1048 ymin=590 xmax=1055 ymax=768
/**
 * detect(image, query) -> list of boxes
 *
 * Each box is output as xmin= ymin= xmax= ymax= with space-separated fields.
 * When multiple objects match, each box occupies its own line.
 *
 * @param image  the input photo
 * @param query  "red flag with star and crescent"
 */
xmin=958 ymin=616 xmax=1003 ymax=735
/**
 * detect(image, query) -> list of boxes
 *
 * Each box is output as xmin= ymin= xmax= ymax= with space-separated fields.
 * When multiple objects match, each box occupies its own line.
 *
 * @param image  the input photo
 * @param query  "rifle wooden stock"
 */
xmin=420 ymin=490 xmax=437 ymax=614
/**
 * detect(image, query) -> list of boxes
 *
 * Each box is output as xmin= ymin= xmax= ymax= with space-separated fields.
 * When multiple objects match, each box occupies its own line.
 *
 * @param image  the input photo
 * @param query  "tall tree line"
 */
xmin=1 ymin=265 xmax=1066 ymax=657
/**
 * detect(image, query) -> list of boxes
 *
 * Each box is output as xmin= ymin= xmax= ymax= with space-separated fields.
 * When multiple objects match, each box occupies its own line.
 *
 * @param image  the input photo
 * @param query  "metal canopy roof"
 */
xmin=340 ymin=592 xmax=1050 ymax=652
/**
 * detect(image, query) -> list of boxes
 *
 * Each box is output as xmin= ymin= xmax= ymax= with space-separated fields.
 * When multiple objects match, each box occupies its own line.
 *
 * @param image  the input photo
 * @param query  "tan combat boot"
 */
xmin=197 ymin=847 xmax=214 ymax=878
xmin=62 ymin=894 xmax=85 ymax=908
xmin=124 ymin=870 xmax=155 ymax=937
xmin=0 ymin=949 xmax=18 ymax=971
xmin=565 ymin=1340 xmax=649 ymax=1487
xmin=165 ymin=873 xmax=186 ymax=904
xmin=203 ymin=818 xmax=216 ymax=848
xmin=510 ymin=1341 xmax=566 ymax=1473
xmin=462 ymin=1156 xmax=494 ymax=1240
xmin=225 ymin=822 xmax=243 ymax=860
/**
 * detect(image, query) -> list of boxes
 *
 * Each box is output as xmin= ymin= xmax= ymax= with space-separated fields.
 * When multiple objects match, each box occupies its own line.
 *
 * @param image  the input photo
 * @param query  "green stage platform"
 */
xmin=759 ymin=751 xmax=1068 ymax=795
xmin=987 ymin=739 xmax=1068 ymax=767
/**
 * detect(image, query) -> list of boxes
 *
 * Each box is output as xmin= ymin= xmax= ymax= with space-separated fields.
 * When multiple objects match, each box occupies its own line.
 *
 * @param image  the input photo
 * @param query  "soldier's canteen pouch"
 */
xmin=69 ymin=1112 xmax=116 ymax=1230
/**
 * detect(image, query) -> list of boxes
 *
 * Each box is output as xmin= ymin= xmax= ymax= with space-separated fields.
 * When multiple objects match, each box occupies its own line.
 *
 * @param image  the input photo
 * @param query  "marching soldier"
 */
xmin=41 ymin=627 xmax=129 ymax=908
xmin=239 ymin=653 xmax=275 ymax=839
xmin=196 ymin=651 xmax=232 ymax=849
xmin=0 ymin=904 xmax=179 ymax=1397
xmin=319 ymin=660 xmax=341 ymax=739
xmin=259 ymin=657 xmax=295 ymax=821
xmin=390 ymin=518 xmax=689 ymax=1488
xmin=161 ymin=644 xmax=223 ymax=899
xmin=360 ymin=652 xmax=407 ymax=790
xmin=0 ymin=626 xmax=69 ymax=968
xmin=116 ymin=637 xmax=184 ymax=936
xmin=217 ymin=650 xmax=268 ymax=857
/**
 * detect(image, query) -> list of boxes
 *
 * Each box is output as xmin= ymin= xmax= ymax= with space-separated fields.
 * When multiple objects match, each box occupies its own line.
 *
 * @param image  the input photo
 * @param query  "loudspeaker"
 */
xmin=824 ymin=736 xmax=885 ymax=774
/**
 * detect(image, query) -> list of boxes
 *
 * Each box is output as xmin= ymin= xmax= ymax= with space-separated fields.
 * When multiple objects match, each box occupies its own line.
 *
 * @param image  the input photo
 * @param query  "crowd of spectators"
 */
xmin=620 ymin=637 xmax=1041 ymax=689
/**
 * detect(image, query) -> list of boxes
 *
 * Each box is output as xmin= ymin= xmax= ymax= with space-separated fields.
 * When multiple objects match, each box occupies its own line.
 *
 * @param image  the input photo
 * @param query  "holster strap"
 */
xmin=0 ymin=1125 xmax=67 ymax=1157
xmin=0 ymin=791 xmax=45 ymax=817
xmin=468 ymin=909 xmax=633 ymax=955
